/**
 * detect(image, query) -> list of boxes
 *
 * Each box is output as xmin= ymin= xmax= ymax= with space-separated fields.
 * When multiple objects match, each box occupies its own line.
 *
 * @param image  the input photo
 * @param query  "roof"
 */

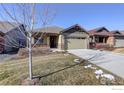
xmin=32 ymin=26 xmax=64 ymax=34
xmin=88 ymin=27 xmax=110 ymax=36
xmin=110 ymin=30 xmax=121 ymax=34
xmin=0 ymin=21 xmax=21 ymax=33
xmin=110 ymin=30 xmax=124 ymax=36
xmin=88 ymin=27 xmax=124 ymax=37
xmin=32 ymin=24 xmax=89 ymax=35
xmin=60 ymin=24 xmax=88 ymax=34
xmin=118 ymin=30 xmax=124 ymax=35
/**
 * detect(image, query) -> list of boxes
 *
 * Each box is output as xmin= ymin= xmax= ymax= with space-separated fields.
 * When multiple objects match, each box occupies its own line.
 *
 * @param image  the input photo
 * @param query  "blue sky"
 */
xmin=1 ymin=3 xmax=124 ymax=31
xmin=49 ymin=3 xmax=124 ymax=31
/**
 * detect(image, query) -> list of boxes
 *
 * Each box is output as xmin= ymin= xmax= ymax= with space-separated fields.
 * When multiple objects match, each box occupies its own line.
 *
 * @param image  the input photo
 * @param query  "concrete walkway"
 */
xmin=68 ymin=49 xmax=124 ymax=79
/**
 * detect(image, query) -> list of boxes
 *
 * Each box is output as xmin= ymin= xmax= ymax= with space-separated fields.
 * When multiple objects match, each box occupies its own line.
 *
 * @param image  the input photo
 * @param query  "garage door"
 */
xmin=67 ymin=38 xmax=87 ymax=49
xmin=115 ymin=39 xmax=124 ymax=47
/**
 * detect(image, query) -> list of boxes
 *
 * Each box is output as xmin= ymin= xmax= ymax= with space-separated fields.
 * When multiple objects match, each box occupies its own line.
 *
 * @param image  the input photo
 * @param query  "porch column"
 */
xmin=97 ymin=36 xmax=99 ymax=43
xmin=103 ymin=38 xmax=105 ymax=43
xmin=58 ymin=35 xmax=64 ymax=50
xmin=47 ymin=37 xmax=50 ymax=48
xmin=93 ymin=36 xmax=95 ymax=42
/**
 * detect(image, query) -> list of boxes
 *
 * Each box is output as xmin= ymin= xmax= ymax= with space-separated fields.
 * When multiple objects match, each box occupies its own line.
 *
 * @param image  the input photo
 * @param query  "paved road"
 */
xmin=68 ymin=49 xmax=124 ymax=79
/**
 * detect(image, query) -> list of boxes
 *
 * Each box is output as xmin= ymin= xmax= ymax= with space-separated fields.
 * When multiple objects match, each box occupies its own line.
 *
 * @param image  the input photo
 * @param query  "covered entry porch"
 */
xmin=32 ymin=33 xmax=59 ymax=48
xmin=95 ymin=35 xmax=108 ymax=43
xmin=90 ymin=35 xmax=109 ymax=49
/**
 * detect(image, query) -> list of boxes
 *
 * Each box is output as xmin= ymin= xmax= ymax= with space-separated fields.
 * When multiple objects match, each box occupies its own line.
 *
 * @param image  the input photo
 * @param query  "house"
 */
xmin=0 ymin=23 xmax=89 ymax=54
xmin=0 ymin=31 xmax=4 ymax=53
xmin=88 ymin=27 xmax=124 ymax=48
xmin=1 ymin=21 xmax=124 ymax=53
xmin=0 ymin=21 xmax=27 ymax=54
xmin=88 ymin=27 xmax=111 ymax=48
xmin=32 ymin=24 xmax=89 ymax=50
xmin=110 ymin=30 xmax=124 ymax=47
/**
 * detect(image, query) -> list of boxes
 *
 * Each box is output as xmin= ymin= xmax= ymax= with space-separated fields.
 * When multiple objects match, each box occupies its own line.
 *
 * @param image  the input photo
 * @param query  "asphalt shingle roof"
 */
xmin=32 ymin=26 xmax=64 ymax=34
xmin=0 ymin=21 xmax=21 ymax=33
xmin=88 ymin=27 xmax=110 ymax=36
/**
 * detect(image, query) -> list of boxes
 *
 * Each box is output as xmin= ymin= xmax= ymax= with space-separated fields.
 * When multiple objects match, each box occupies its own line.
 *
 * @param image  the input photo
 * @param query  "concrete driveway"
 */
xmin=68 ymin=49 xmax=124 ymax=79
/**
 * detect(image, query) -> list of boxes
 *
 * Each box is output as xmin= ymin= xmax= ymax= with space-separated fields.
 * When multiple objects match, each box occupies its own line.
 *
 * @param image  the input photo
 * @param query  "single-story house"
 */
xmin=0 ymin=23 xmax=90 ymax=53
xmin=1 ymin=21 xmax=124 ymax=54
xmin=32 ymin=24 xmax=89 ymax=50
xmin=0 ymin=21 xmax=27 ymax=54
xmin=88 ymin=27 xmax=124 ymax=48
xmin=110 ymin=30 xmax=124 ymax=47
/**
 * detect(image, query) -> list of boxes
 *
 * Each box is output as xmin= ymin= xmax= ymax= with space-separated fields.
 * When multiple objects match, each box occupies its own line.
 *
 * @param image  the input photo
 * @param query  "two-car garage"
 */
xmin=67 ymin=37 xmax=88 ymax=49
xmin=58 ymin=24 xmax=89 ymax=50
xmin=115 ymin=36 xmax=124 ymax=47
xmin=61 ymin=25 xmax=89 ymax=50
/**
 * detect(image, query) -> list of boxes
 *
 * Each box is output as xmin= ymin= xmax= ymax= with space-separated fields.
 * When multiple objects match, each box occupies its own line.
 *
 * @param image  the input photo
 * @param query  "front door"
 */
xmin=50 ymin=36 xmax=57 ymax=48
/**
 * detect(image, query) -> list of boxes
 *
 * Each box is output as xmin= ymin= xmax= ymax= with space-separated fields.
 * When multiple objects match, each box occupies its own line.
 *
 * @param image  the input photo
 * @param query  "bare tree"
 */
xmin=0 ymin=3 xmax=56 ymax=80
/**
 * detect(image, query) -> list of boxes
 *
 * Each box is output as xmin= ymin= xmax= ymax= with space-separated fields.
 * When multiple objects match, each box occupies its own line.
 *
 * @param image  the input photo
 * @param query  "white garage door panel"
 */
xmin=115 ymin=39 xmax=124 ymax=47
xmin=67 ymin=38 xmax=87 ymax=49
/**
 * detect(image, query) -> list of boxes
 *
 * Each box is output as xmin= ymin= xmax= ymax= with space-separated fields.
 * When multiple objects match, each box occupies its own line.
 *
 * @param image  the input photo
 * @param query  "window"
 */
xmin=34 ymin=38 xmax=43 ymax=45
xmin=18 ymin=39 xmax=26 ymax=48
xmin=95 ymin=36 xmax=107 ymax=43
xmin=99 ymin=37 xmax=104 ymax=43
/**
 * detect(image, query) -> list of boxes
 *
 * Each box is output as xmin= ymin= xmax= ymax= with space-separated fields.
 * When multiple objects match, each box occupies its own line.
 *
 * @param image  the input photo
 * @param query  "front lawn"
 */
xmin=0 ymin=52 xmax=124 ymax=85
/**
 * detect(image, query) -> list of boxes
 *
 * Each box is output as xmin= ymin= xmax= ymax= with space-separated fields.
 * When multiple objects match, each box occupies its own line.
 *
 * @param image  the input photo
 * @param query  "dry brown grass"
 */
xmin=0 ymin=53 xmax=124 ymax=85
xmin=112 ymin=48 xmax=124 ymax=54
xmin=18 ymin=47 xmax=52 ymax=58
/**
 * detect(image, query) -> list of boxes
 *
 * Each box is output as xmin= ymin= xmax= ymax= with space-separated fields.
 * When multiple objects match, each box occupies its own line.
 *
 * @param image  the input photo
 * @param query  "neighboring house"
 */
xmin=110 ymin=31 xmax=124 ymax=47
xmin=0 ymin=31 xmax=4 ymax=53
xmin=32 ymin=24 xmax=89 ymax=50
xmin=88 ymin=27 xmax=124 ymax=48
xmin=0 ymin=21 xmax=27 ymax=54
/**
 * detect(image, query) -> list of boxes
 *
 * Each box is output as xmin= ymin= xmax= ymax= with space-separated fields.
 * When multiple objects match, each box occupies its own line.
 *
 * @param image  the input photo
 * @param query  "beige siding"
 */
xmin=32 ymin=36 xmax=50 ymax=47
xmin=67 ymin=31 xmax=89 ymax=38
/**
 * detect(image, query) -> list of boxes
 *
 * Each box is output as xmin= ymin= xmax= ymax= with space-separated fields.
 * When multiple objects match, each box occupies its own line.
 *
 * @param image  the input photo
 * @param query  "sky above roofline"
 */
xmin=0 ymin=3 xmax=124 ymax=31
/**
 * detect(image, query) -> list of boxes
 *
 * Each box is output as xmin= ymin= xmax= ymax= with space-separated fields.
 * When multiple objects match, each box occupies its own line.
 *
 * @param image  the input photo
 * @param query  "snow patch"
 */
xmin=84 ymin=64 xmax=92 ymax=68
xmin=84 ymin=64 xmax=97 ymax=70
xmin=96 ymin=75 xmax=100 ymax=79
xmin=94 ymin=70 xmax=103 ymax=75
xmin=101 ymin=74 xmax=115 ymax=80
xmin=74 ymin=59 xmax=80 ymax=63
xmin=64 ymin=53 xmax=69 ymax=56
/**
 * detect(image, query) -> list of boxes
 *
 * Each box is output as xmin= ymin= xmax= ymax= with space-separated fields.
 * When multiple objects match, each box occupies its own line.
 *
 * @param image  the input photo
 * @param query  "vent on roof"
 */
xmin=74 ymin=25 xmax=81 ymax=31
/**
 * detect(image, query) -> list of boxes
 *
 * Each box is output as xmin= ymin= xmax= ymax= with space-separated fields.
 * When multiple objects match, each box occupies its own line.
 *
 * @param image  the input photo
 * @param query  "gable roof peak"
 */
xmin=89 ymin=26 xmax=109 ymax=33
xmin=60 ymin=24 xmax=88 ymax=34
xmin=110 ymin=30 xmax=122 ymax=34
